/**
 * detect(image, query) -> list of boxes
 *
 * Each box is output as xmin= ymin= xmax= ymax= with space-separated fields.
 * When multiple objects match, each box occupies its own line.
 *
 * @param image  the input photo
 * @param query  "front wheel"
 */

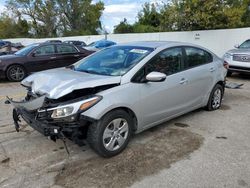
xmin=6 ymin=65 xmax=26 ymax=81
xmin=227 ymin=71 xmax=232 ymax=77
xmin=87 ymin=109 xmax=133 ymax=157
xmin=206 ymin=84 xmax=223 ymax=111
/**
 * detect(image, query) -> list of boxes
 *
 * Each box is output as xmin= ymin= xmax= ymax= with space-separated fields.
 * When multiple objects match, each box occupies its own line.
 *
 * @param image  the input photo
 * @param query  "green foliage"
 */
xmin=2 ymin=0 xmax=250 ymax=37
xmin=0 ymin=14 xmax=30 ymax=38
xmin=114 ymin=0 xmax=250 ymax=34
xmin=56 ymin=0 xmax=104 ymax=36
xmin=114 ymin=18 xmax=134 ymax=34
xmin=5 ymin=0 xmax=104 ymax=38
xmin=138 ymin=3 xmax=161 ymax=28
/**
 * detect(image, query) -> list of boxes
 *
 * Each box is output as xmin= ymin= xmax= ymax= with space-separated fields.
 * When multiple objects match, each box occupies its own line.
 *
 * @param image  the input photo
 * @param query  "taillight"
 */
xmin=223 ymin=61 xmax=229 ymax=69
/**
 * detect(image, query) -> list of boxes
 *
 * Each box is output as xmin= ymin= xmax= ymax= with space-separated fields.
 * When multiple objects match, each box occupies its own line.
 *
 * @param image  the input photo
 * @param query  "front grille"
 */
xmin=233 ymin=55 xmax=250 ymax=62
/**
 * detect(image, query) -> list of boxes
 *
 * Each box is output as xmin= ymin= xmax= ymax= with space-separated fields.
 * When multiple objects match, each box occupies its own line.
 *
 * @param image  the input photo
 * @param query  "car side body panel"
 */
xmin=82 ymin=44 xmax=226 ymax=133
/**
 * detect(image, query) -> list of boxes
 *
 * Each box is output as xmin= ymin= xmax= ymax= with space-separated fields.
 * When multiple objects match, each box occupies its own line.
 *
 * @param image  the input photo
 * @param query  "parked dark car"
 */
xmin=45 ymin=40 xmax=62 ymax=43
xmin=0 ymin=42 xmax=94 ymax=81
xmin=0 ymin=41 xmax=11 ymax=48
xmin=64 ymin=40 xmax=86 ymax=47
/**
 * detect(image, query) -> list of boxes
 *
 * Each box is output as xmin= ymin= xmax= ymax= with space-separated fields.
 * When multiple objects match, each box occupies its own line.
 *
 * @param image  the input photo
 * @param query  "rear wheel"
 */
xmin=87 ymin=109 xmax=133 ymax=157
xmin=206 ymin=84 xmax=223 ymax=111
xmin=6 ymin=65 xmax=26 ymax=81
xmin=227 ymin=71 xmax=232 ymax=77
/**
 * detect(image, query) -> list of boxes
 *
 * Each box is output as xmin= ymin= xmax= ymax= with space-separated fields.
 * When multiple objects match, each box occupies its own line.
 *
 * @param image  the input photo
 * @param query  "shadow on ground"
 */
xmin=55 ymin=127 xmax=203 ymax=188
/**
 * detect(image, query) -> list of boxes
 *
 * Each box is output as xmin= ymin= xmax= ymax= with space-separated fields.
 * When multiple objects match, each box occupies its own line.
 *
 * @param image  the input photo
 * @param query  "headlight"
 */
xmin=224 ymin=53 xmax=232 ymax=59
xmin=41 ymin=96 xmax=101 ymax=119
xmin=51 ymin=106 xmax=74 ymax=118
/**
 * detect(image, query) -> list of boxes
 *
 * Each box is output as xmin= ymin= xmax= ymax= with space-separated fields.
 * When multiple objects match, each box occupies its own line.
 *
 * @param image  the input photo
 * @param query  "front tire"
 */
xmin=87 ymin=109 xmax=133 ymax=157
xmin=227 ymin=71 xmax=232 ymax=77
xmin=206 ymin=84 xmax=223 ymax=111
xmin=6 ymin=65 xmax=26 ymax=82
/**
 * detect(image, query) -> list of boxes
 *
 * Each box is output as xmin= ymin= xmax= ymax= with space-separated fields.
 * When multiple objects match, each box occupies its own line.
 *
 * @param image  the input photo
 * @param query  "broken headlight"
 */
xmin=51 ymin=106 xmax=74 ymax=118
xmin=39 ymin=96 xmax=102 ymax=119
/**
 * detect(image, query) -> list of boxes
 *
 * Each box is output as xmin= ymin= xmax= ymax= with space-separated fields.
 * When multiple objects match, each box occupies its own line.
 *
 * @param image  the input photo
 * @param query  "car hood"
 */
xmin=226 ymin=48 xmax=250 ymax=55
xmin=21 ymin=68 xmax=121 ymax=99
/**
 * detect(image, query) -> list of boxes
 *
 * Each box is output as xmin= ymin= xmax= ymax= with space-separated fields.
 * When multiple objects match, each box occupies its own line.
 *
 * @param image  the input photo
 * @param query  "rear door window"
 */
xmin=56 ymin=45 xmax=78 ymax=54
xmin=184 ymin=47 xmax=213 ymax=69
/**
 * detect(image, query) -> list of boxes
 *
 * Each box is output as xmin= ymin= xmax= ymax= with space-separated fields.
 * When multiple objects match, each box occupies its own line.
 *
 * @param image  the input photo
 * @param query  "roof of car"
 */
xmin=118 ymin=41 xmax=193 ymax=49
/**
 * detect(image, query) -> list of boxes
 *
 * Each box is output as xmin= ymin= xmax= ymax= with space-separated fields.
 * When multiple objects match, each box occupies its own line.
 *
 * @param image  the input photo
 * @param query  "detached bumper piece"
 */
xmin=7 ymin=98 xmax=92 ymax=145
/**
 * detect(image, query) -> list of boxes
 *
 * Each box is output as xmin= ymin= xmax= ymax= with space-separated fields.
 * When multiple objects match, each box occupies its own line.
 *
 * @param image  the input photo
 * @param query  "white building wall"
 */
xmin=6 ymin=27 xmax=250 ymax=57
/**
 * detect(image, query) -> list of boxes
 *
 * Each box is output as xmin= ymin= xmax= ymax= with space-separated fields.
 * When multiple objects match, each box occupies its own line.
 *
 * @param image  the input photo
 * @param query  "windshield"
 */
xmin=74 ymin=46 xmax=154 ymax=76
xmin=15 ymin=44 xmax=39 ymax=55
xmin=239 ymin=40 xmax=250 ymax=49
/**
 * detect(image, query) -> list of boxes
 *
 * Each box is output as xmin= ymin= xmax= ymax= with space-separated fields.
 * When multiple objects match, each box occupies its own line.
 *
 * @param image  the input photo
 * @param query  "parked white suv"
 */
xmin=224 ymin=39 xmax=250 ymax=76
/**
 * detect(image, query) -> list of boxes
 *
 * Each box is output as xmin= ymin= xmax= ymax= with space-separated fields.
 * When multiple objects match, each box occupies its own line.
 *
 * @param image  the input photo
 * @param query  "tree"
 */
xmin=241 ymin=0 xmax=250 ymax=27
xmin=164 ymin=0 xmax=230 ymax=31
xmin=7 ymin=0 xmax=59 ymax=37
xmin=114 ymin=3 xmax=162 ymax=34
xmin=137 ymin=3 xmax=161 ymax=28
xmin=6 ymin=0 xmax=104 ymax=37
xmin=56 ymin=0 xmax=104 ymax=36
xmin=0 ymin=14 xmax=30 ymax=38
xmin=114 ymin=18 xmax=134 ymax=34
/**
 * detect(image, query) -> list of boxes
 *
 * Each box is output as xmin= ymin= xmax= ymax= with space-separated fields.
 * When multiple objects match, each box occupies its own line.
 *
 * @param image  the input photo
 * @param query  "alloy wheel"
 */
xmin=212 ymin=88 xmax=222 ymax=109
xmin=8 ymin=66 xmax=25 ymax=81
xmin=102 ymin=118 xmax=129 ymax=151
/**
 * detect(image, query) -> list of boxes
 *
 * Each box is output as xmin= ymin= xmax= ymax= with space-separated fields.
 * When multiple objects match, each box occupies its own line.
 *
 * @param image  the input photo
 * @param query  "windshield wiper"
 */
xmin=66 ymin=64 xmax=75 ymax=70
xmin=77 ymin=69 xmax=106 ymax=75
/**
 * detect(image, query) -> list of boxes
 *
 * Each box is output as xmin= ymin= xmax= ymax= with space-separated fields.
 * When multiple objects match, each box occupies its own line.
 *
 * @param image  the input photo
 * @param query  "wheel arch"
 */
xmin=100 ymin=107 xmax=138 ymax=133
xmin=215 ymin=80 xmax=225 ymax=94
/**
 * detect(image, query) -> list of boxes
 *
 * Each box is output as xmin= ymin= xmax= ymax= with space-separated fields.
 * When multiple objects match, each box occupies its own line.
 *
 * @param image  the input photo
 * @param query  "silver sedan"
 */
xmin=8 ymin=41 xmax=227 ymax=157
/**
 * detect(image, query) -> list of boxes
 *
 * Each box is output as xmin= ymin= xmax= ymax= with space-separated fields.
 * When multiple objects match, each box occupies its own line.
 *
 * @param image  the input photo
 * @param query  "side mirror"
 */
xmin=146 ymin=72 xmax=166 ymax=82
xmin=234 ymin=44 xmax=239 ymax=48
xmin=31 ymin=52 xmax=36 ymax=57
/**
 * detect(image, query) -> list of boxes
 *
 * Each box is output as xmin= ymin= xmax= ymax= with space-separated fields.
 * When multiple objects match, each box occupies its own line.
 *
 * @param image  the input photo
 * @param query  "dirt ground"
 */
xmin=0 ymin=74 xmax=250 ymax=188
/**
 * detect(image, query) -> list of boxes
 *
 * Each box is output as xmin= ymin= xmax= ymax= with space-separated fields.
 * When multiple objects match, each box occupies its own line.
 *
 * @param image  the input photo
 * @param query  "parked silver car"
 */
xmin=7 ymin=41 xmax=227 ymax=157
xmin=224 ymin=39 xmax=250 ymax=76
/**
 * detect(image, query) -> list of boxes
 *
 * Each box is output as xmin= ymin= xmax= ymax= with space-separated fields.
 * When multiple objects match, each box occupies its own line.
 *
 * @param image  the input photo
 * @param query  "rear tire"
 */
xmin=6 ymin=65 xmax=26 ymax=82
xmin=227 ymin=71 xmax=232 ymax=77
xmin=206 ymin=84 xmax=223 ymax=111
xmin=87 ymin=109 xmax=133 ymax=157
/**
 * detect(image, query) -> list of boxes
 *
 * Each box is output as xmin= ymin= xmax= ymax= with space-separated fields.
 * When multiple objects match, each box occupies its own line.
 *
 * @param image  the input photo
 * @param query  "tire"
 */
xmin=87 ymin=109 xmax=133 ymax=157
xmin=6 ymin=65 xmax=27 ymax=82
xmin=206 ymin=84 xmax=223 ymax=111
xmin=227 ymin=71 xmax=232 ymax=77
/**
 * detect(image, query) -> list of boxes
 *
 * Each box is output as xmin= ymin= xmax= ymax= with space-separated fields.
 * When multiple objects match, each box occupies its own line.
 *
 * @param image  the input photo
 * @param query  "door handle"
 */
xmin=50 ymin=57 xmax=57 ymax=59
xmin=210 ymin=67 xmax=215 ymax=72
xmin=179 ymin=78 xmax=188 ymax=84
xmin=74 ymin=54 xmax=80 ymax=57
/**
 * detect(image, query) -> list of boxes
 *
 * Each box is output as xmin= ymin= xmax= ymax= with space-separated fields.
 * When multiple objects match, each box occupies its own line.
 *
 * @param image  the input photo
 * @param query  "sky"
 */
xmin=0 ymin=0 xmax=167 ymax=33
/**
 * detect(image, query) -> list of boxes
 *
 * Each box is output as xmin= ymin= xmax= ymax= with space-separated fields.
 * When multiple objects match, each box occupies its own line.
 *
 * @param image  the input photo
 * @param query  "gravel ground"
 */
xmin=0 ymin=74 xmax=249 ymax=188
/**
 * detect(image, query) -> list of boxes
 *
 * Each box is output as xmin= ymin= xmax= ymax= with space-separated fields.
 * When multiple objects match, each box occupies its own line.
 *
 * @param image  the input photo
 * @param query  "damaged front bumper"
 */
xmin=6 ymin=96 xmax=95 ymax=144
